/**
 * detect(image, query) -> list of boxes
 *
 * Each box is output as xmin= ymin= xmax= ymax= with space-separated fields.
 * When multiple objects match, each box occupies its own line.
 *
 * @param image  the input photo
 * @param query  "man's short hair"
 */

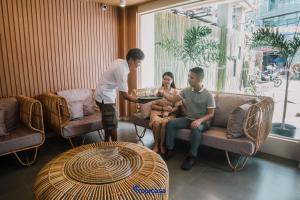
xmin=190 ymin=67 xmax=204 ymax=80
xmin=126 ymin=48 xmax=145 ymax=61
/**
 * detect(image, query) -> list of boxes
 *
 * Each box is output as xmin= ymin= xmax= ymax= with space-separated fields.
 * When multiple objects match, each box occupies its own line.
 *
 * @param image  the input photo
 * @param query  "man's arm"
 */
xmin=190 ymin=108 xmax=215 ymax=129
xmin=120 ymin=91 xmax=139 ymax=103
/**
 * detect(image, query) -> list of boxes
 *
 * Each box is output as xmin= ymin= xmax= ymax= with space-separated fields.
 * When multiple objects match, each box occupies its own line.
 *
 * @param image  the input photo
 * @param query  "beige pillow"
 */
xmin=227 ymin=103 xmax=252 ymax=139
xmin=83 ymin=94 xmax=96 ymax=116
xmin=227 ymin=103 xmax=251 ymax=138
xmin=213 ymin=94 xmax=257 ymax=127
xmin=140 ymin=102 xmax=153 ymax=119
xmin=0 ymin=110 xmax=8 ymax=136
xmin=0 ymin=97 xmax=20 ymax=132
xmin=69 ymin=101 xmax=84 ymax=120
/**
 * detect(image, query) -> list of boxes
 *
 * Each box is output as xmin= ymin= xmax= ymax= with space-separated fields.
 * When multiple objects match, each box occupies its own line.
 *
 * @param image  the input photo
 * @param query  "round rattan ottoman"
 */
xmin=34 ymin=142 xmax=169 ymax=200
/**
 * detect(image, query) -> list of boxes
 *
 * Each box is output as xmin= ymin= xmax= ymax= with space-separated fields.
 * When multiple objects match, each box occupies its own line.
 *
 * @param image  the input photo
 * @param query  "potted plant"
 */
xmin=252 ymin=27 xmax=300 ymax=136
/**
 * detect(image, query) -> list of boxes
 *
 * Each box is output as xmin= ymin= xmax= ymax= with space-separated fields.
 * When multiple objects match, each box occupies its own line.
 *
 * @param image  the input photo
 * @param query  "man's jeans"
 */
xmin=166 ymin=117 xmax=208 ymax=157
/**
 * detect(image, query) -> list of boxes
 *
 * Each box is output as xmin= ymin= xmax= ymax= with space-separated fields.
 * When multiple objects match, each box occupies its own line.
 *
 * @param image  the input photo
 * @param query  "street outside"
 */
xmin=256 ymin=76 xmax=300 ymax=140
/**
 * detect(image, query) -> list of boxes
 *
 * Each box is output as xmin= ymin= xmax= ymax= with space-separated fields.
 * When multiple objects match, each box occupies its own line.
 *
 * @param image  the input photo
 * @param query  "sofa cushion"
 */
xmin=227 ymin=103 xmax=252 ymax=138
xmin=57 ymin=89 xmax=96 ymax=119
xmin=0 ymin=97 xmax=20 ymax=132
xmin=130 ymin=113 xmax=150 ymax=129
xmin=62 ymin=111 xmax=102 ymax=138
xmin=0 ymin=110 xmax=8 ymax=136
xmin=0 ymin=126 xmax=43 ymax=155
xmin=176 ymin=127 xmax=255 ymax=156
xmin=212 ymin=94 xmax=257 ymax=127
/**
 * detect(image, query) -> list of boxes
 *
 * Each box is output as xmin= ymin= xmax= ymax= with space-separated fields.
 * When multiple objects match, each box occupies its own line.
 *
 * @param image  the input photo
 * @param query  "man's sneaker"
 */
xmin=163 ymin=149 xmax=176 ymax=161
xmin=181 ymin=155 xmax=196 ymax=170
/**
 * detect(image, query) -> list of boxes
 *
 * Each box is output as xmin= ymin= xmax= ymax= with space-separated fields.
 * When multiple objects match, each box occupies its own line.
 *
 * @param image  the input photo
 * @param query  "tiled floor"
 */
xmin=0 ymin=121 xmax=300 ymax=200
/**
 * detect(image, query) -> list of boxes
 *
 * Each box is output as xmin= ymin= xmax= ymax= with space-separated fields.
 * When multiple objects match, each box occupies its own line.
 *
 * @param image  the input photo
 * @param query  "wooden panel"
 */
xmin=0 ymin=0 xmax=119 ymax=98
xmin=118 ymin=6 xmax=138 ymax=118
xmin=92 ymin=0 xmax=153 ymax=6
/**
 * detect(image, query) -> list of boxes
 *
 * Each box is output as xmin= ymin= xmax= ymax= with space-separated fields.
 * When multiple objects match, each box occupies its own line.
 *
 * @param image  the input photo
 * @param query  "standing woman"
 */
xmin=149 ymin=72 xmax=180 ymax=154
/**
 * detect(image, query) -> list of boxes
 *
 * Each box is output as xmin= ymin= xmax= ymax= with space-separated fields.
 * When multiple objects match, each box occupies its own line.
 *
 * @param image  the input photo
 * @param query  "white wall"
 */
xmin=140 ymin=13 xmax=155 ymax=88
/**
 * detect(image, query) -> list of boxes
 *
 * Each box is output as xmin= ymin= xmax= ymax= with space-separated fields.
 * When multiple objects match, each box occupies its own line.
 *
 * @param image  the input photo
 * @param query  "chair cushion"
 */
xmin=176 ymin=127 xmax=255 ymax=156
xmin=227 ymin=103 xmax=252 ymax=138
xmin=212 ymin=94 xmax=257 ymax=127
xmin=0 ymin=97 xmax=20 ymax=132
xmin=0 ymin=126 xmax=43 ymax=155
xmin=0 ymin=110 xmax=8 ymax=136
xmin=62 ymin=111 xmax=102 ymax=138
xmin=130 ymin=113 xmax=150 ymax=129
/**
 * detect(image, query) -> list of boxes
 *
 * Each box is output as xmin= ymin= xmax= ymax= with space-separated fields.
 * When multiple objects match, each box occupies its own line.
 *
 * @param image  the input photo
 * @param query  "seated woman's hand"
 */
xmin=163 ymin=112 xmax=169 ymax=118
xmin=163 ymin=106 xmax=173 ymax=112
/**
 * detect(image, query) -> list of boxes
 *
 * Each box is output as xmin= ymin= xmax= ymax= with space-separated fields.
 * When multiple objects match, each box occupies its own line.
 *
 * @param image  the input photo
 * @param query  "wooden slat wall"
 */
xmin=117 ymin=6 xmax=138 ymax=119
xmin=0 ymin=0 xmax=119 ymax=98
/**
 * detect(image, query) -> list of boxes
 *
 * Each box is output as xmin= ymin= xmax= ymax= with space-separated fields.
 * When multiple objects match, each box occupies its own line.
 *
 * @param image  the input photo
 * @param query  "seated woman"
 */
xmin=149 ymin=72 xmax=180 ymax=154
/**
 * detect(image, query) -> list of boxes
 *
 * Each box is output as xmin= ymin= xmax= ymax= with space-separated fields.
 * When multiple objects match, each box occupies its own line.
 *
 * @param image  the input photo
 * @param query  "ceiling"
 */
xmin=92 ymin=0 xmax=154 ymax=7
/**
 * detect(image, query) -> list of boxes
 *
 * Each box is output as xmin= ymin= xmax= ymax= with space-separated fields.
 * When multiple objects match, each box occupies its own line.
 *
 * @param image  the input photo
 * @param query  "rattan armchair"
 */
xmin=0 ymin=95 xmax=45 ymax=166
xmin=41 ymin=92 xmax=103 ymax=148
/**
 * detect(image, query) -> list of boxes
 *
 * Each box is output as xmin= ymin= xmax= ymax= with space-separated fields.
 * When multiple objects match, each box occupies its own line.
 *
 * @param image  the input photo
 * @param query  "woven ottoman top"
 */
xmin=34 ymin=142 xmax=169 ymax=200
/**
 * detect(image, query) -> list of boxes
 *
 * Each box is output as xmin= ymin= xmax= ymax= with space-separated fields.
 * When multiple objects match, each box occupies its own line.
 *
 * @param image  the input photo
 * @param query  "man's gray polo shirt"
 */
xmin=179 ymin=87 xmax=216 ymax=122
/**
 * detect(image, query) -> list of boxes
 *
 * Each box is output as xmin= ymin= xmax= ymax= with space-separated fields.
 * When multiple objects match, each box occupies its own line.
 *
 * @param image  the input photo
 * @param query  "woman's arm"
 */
xmin=151 ymin=101 xmax=163 ymax=111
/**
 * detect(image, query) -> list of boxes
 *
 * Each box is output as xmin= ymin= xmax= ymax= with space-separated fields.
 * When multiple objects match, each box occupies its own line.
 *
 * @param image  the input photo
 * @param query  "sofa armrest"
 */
xmin=243 ymin=97 xmax=274 ymax=153
xmin=41 ymin=93 xmax=70 ymax=132
xmin=17 ymin=95 xmax=44 ymax=133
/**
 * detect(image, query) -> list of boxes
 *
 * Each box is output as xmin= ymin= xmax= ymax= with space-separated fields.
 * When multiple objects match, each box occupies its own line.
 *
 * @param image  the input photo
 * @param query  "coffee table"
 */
xmin=34 ymin=142 xmax=169 ymax=200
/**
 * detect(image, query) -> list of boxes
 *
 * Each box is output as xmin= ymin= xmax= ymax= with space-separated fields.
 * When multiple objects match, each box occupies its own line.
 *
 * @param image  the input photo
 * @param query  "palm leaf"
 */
xmin=157 ymin=25 xmax=228 ymax=68
xmin=252 ymin=28 xmax=289 ymax=57
xmin=288 ymin=34 xmax=300 ymax=57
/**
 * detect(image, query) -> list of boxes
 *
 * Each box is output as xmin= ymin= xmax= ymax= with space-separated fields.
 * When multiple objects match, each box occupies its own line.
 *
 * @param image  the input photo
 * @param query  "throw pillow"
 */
xmin=140 ymin=102 xmax=153 ymax=119
xmin=227 ymin=103 xmax=252 ymax=139
xmin=0 ymin=109 xmax=8 ymax=136
xmin=69 ymin=101 xmax=84 ymax=120
xmin=83 ymin=93 xmax=96 ymax=116
xmin=0 ymin=97 xmax=20 ymax=132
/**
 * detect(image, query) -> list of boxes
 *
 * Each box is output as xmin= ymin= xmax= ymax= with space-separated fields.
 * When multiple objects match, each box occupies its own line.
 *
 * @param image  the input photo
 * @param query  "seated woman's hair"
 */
xmin=162 ymin=72 xmax=176 ymax=89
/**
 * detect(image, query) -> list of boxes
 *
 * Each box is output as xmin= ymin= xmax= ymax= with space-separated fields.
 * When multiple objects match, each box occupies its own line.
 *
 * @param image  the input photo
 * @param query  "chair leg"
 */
xmin=225 ymin=151 xmax=249 ymax=171
xmin=68 ymin=138 xmax=75 ymax=148
xmin=97 ymin=130 xmax=105 ymax=141
xmin=134 ymin=124 xmax=147 ymax=145
xmin=13 ymin=147 xmax=38 ymax=167
xmin=82 ymin=136 xmax=86 ymax=145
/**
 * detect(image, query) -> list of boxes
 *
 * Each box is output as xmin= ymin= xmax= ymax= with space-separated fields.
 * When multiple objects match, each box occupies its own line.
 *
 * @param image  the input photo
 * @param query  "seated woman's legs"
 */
xmin=152 ymin=121 xmax=161 ymax=153
xmin=159 ymin=118 xmax=169 ymax=154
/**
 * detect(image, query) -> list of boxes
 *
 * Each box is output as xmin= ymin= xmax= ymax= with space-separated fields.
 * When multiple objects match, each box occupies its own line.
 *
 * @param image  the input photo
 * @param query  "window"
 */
xmin=233 ymin=59 xmax=237 ymax=77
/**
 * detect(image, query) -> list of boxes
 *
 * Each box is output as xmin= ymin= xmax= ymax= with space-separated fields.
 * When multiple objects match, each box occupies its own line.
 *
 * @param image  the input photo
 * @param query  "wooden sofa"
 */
xmin=131 ymin=90 xmax=274 ymax=171
xmin=0 ymin=96 xmax=45 ymax=166
xmin=41 ymin=90 xmax=103 ymax=148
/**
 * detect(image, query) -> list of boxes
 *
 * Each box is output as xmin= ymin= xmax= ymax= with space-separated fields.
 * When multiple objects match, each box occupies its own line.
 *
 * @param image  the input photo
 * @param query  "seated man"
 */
xmin=159 ymin=67 xmax=215 ymax=170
